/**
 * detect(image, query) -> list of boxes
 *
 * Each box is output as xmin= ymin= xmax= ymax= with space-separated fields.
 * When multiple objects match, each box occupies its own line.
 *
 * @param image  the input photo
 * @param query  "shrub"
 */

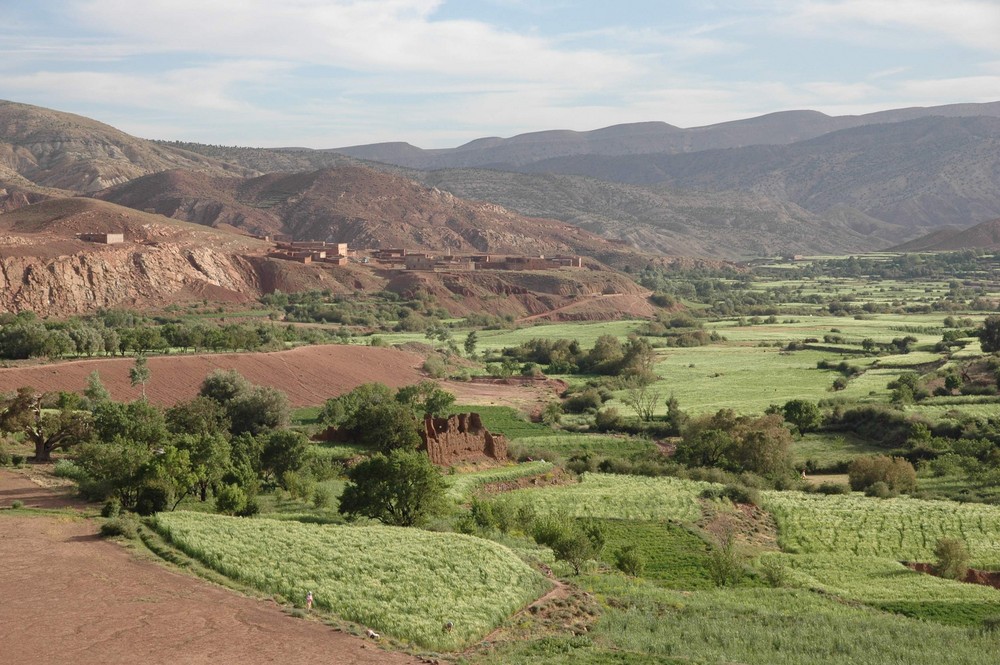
xmin=53 ymin=459 xmax=87 ymax=481
xmin=422 ymin=355 xmax=448 ymax=379
xmin=10 ymin=499 xmax=24 ymax=509
xmin=722 ymin=484 xmax=760 ymax=506
xmin=312 ymin=486 xmax=334 ymax=510
xmin=707 ymin=530 xmax=746 ymax=587
xmin=848 ymin=455 xmax=917 ymax=493
xmin=864 ymin=481 xmax=896 ymax=499
xmin=215 ymin=482 xmax=249 ymax=516
xmin=135 ymin=482 xmax=171 ymax=516
xmin=0 ymin=446 xmax=10 ymax=466
xmin=11 ymin=454 xmax=25 ymax=467
xmin=934 ymin=537 xmax=971 ymax=580
xmin=816 ymin=482 xmax=851 ymax=495
xmin=613 ymin=544 xmax=645 ymax=577
xmin=100 ymin=514 xmax=140 ymax=539
xmin=757 ymin=557 xmax=788 ymax=587
xmin=101 ymin=498 xmax=122 ymax=518
xmin=594 ymin=407 xmax=623 ymax=432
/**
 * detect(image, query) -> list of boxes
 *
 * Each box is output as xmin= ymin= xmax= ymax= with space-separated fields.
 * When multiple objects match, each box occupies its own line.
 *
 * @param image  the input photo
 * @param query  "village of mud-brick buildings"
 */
xmin=260 ymin=236 xmax=582 ymax=272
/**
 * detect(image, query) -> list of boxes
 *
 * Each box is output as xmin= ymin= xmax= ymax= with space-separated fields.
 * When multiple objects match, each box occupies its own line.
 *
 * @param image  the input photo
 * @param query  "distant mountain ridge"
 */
xmin=890 ymin=218 xmax=1000 ymax=252
xmin=330 ymin=102 xmax=1000 ymax=169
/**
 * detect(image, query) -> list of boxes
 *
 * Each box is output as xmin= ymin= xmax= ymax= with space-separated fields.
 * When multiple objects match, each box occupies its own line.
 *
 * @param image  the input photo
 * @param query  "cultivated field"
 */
xmin=153 ymin=511 xmax=550 ymax=650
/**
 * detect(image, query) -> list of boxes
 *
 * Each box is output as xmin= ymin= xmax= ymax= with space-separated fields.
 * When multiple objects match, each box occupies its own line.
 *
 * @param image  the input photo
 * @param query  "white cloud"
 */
xmin=786 ymin=0 xmax=1000 ymax=52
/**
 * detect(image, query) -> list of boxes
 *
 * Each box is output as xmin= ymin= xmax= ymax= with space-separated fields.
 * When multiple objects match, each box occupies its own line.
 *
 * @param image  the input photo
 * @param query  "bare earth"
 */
xmin=0 ymin=345 xmax=564 ymax=412
xmin=0 ymin=345 xmax=427 ymax=407
xmin=0 ymin=471 xmax=421 ymax=665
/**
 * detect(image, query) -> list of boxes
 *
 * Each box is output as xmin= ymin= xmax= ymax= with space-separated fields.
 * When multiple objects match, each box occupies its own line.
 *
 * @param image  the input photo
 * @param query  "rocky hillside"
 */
xmin=0 ymin=196 xmax=656 ymax=320
xmin=91 ymin=166 xmax=634 ymax=262
xmin=0 ymin=100 xmax=253 ymax=193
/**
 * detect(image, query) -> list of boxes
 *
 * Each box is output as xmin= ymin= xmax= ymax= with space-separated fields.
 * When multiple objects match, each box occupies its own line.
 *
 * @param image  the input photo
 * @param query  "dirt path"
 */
xmin=0 ymin=468 xmax=83 ymax=509
xmin=0 ymin=474 xmax=421 ymax=665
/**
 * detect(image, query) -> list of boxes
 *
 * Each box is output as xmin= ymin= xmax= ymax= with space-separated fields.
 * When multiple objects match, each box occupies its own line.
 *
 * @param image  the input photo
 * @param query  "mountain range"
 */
xmin=3 ymin=98 xmax=1000 ymax=260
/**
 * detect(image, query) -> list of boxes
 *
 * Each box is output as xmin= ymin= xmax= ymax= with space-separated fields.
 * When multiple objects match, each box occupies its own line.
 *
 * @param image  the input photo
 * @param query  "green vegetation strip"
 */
xmin=445 ymin=461 xmax=555 ymax=502
xmin=763 ymin=491 xmax=1000 ymax=568
xmin=497 ymin=473 xmax=706 ymax=522
xmin=596 ymin=519 xmax=716 ymax=589
xmin=152 ymin=512 xmax=549 ymax=650
xmin=775 ymin=553 xmax=1000 ymax=626
xmin=483 ymin=575 xmax=1000 ymax=665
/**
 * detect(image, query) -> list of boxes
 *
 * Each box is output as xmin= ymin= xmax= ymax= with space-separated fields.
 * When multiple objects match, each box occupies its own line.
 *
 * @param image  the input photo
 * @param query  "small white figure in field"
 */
xmin=366 ymin=628 xmax=380 ymax=639
xmin=306 ymin=590 xmax=313 ymax=610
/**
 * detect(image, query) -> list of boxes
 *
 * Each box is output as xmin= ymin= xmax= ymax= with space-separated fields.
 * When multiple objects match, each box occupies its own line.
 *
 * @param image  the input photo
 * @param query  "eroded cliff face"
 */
xmin=0 ymin=243 xmax=260 ymax=316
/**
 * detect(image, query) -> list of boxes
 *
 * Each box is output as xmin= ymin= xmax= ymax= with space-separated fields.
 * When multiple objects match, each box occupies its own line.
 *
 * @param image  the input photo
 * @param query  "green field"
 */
xmin=152 ymin=512 xmax=550 ymax=650
xmin=495 ymin=473 xmax=706 ymax=522
xmin=508 ymin=434 xmax=658 ymax=461
xmin=763 ymin=491 xmax=1000 ymax=568
xmin=775 ymin=553 xmax=1000 ymax=626
xmin=596 ymin=519 xmax=717 ymax=589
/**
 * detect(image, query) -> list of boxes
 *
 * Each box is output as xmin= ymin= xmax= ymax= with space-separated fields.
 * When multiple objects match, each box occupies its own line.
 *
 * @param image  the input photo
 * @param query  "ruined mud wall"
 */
xmin=421 ymin=413 xmax=508 ymax=466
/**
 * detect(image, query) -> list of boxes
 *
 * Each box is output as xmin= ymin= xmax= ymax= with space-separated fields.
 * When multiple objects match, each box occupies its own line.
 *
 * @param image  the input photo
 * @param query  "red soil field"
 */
xmin=0 ymin=345 xmax=426 ymax=407
xmin=0 ymin=471 xmax=421 ymax=665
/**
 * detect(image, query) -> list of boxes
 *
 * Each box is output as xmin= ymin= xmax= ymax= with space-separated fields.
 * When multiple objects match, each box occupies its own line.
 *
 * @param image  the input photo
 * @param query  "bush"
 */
xmin=594 ymin=407 xmax=623 ymax=432
xmin=816 ymin=482 xmax=851 ymax=495
xmin=99 ymin=514 xmax=140 ymax=539
xmin=706 ymin=530 xmax=746 ymax=587
xmin=53 ymin=459 xmax=87 ymax=482
xmin=422 ymin=355 xmax=447 ymax=379
xmin=721 ymin=484 xmax=760 ymax=506
xmin=135 ymin=482 xmax=171 ymax=516
xmin=934 ymin=537 xmax=970 ymax=580
xmin=101 ymin=498 xmax=122 ymax=518
xmin=312 ymin=486 xmax=334 ymax=510
xmin=11 ymin=454 xmax=25 ymax=467
xmin=864 ymin=481 xmax=896 ymax=499
xmin=848 ymin=455 xmax=917 ymax=493
xmin=0 ymin=446 xmax=10 ymax=466
xmin=215 ymin=483 xmax=249 ymax=516
xmin=614 ymin=544 xmax=646 ymax=577
xmin=10 ymin=499 xmax=24 ymax=509
xmin=757 ymin=557 xmax=788 ymax=587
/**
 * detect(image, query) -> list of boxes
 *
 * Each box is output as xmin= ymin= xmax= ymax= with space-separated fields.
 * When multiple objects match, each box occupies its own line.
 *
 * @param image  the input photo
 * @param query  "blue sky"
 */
xmin=3 ymin=1 xmax=999 ymax=148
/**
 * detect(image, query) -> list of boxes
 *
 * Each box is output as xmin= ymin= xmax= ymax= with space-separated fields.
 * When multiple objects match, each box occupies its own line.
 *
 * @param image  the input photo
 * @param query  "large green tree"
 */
xmin=339 ymin=449 xmax=447 ymax=527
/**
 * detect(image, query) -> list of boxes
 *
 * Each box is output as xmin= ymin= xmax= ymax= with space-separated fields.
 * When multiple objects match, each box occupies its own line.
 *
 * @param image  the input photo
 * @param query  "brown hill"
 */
xmin=0 ymin=100 xmax=253 ymax=193
xmin=0 ymin=196 xmax=655 ymax=321
xmin=92 ymin=166 xmax=631 ymax=261
xmin=0 ymin=198 xmax=357 ymax=316
xmin=891 ymin=218 xmax=1000 ymax=252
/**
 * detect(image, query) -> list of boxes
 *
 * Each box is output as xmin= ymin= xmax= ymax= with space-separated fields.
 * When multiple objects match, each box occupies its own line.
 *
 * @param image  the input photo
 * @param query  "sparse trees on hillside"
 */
xmin=339 ymin=449 xmax=447 ymax=527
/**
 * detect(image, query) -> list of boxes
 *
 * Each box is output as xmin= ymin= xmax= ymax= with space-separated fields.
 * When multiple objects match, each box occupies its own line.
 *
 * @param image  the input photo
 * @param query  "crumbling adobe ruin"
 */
xmin=421 ymin=413 xmax=507 ymax=466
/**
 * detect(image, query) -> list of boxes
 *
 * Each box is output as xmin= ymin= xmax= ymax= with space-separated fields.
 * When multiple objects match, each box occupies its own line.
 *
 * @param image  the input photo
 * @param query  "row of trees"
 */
xmin=0 ymin=311 xmax=337 ymax=360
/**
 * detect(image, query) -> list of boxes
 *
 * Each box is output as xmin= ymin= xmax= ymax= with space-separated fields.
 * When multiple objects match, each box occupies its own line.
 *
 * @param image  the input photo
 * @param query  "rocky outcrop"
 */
xmin=421 ymin=413 xmax=507 ymax=466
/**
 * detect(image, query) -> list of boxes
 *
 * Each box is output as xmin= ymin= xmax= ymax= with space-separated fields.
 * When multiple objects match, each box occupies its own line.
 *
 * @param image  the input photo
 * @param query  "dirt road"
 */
xmin=0 ymin=471 xmax=421 ymax=665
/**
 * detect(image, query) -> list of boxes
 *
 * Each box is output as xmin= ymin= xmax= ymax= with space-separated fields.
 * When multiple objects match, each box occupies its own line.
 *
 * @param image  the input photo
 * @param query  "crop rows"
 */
xmin=497 ymin=473 xmax=706 ymax=522
xmin=763 ymin=491 xmax=1000 ymax=568
xmin=153 ymin=512 xmax=549 ymax=650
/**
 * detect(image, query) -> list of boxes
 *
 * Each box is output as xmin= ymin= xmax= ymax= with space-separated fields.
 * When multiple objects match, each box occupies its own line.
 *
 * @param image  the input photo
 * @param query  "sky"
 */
xmin=3 ymin=0 xmax=999 ymax=149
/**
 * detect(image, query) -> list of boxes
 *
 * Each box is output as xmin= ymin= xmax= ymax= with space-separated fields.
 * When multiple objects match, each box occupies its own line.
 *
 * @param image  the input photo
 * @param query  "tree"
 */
xmin=980 ymin=315 xmax=1000 ymax=353
xmin=355 ymin=401 xmax=422 ymax=452
xmin=174 ymin=432 xmax=231 ymax=501
xmin=464 ymin=331 xmax=478 ymax=357
xmin=260 ymin=429 xmax=309 ymax=485
xmin=848 ymin=455 xmax=917 ymax=493
xmin=320 ymin=382 xmax=394 ymax=428
xmin=620 ymin=382 xmax=661 ymax=421
xmin=24 ymin=401 xmax=92 ymax=462
xmin=129 ymin=355 xmax=151 ymax=399
xmin=91 ymin=400 xmax=168 ymax=448
xmin=0 ymin=386 xmax=36 ymax=433
xmin=339 ymin=449 xmax=447 ymax=527
xmin=395 ymin=381 xmax=455 ymax=418
xmin=226 ymin=386 xmax=290 ymax=436
xmin=76 ymin=437 xmax=154 ymax=508
xmin=782 ymin=399 xmax=822 ymax=434
xmin=84 ymin=370 xmax=111 ymax=406
xmin=165 ymin=397 xmax=230 ymax=437
xmin=199 ymin=369 xmax=252 ymax=404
